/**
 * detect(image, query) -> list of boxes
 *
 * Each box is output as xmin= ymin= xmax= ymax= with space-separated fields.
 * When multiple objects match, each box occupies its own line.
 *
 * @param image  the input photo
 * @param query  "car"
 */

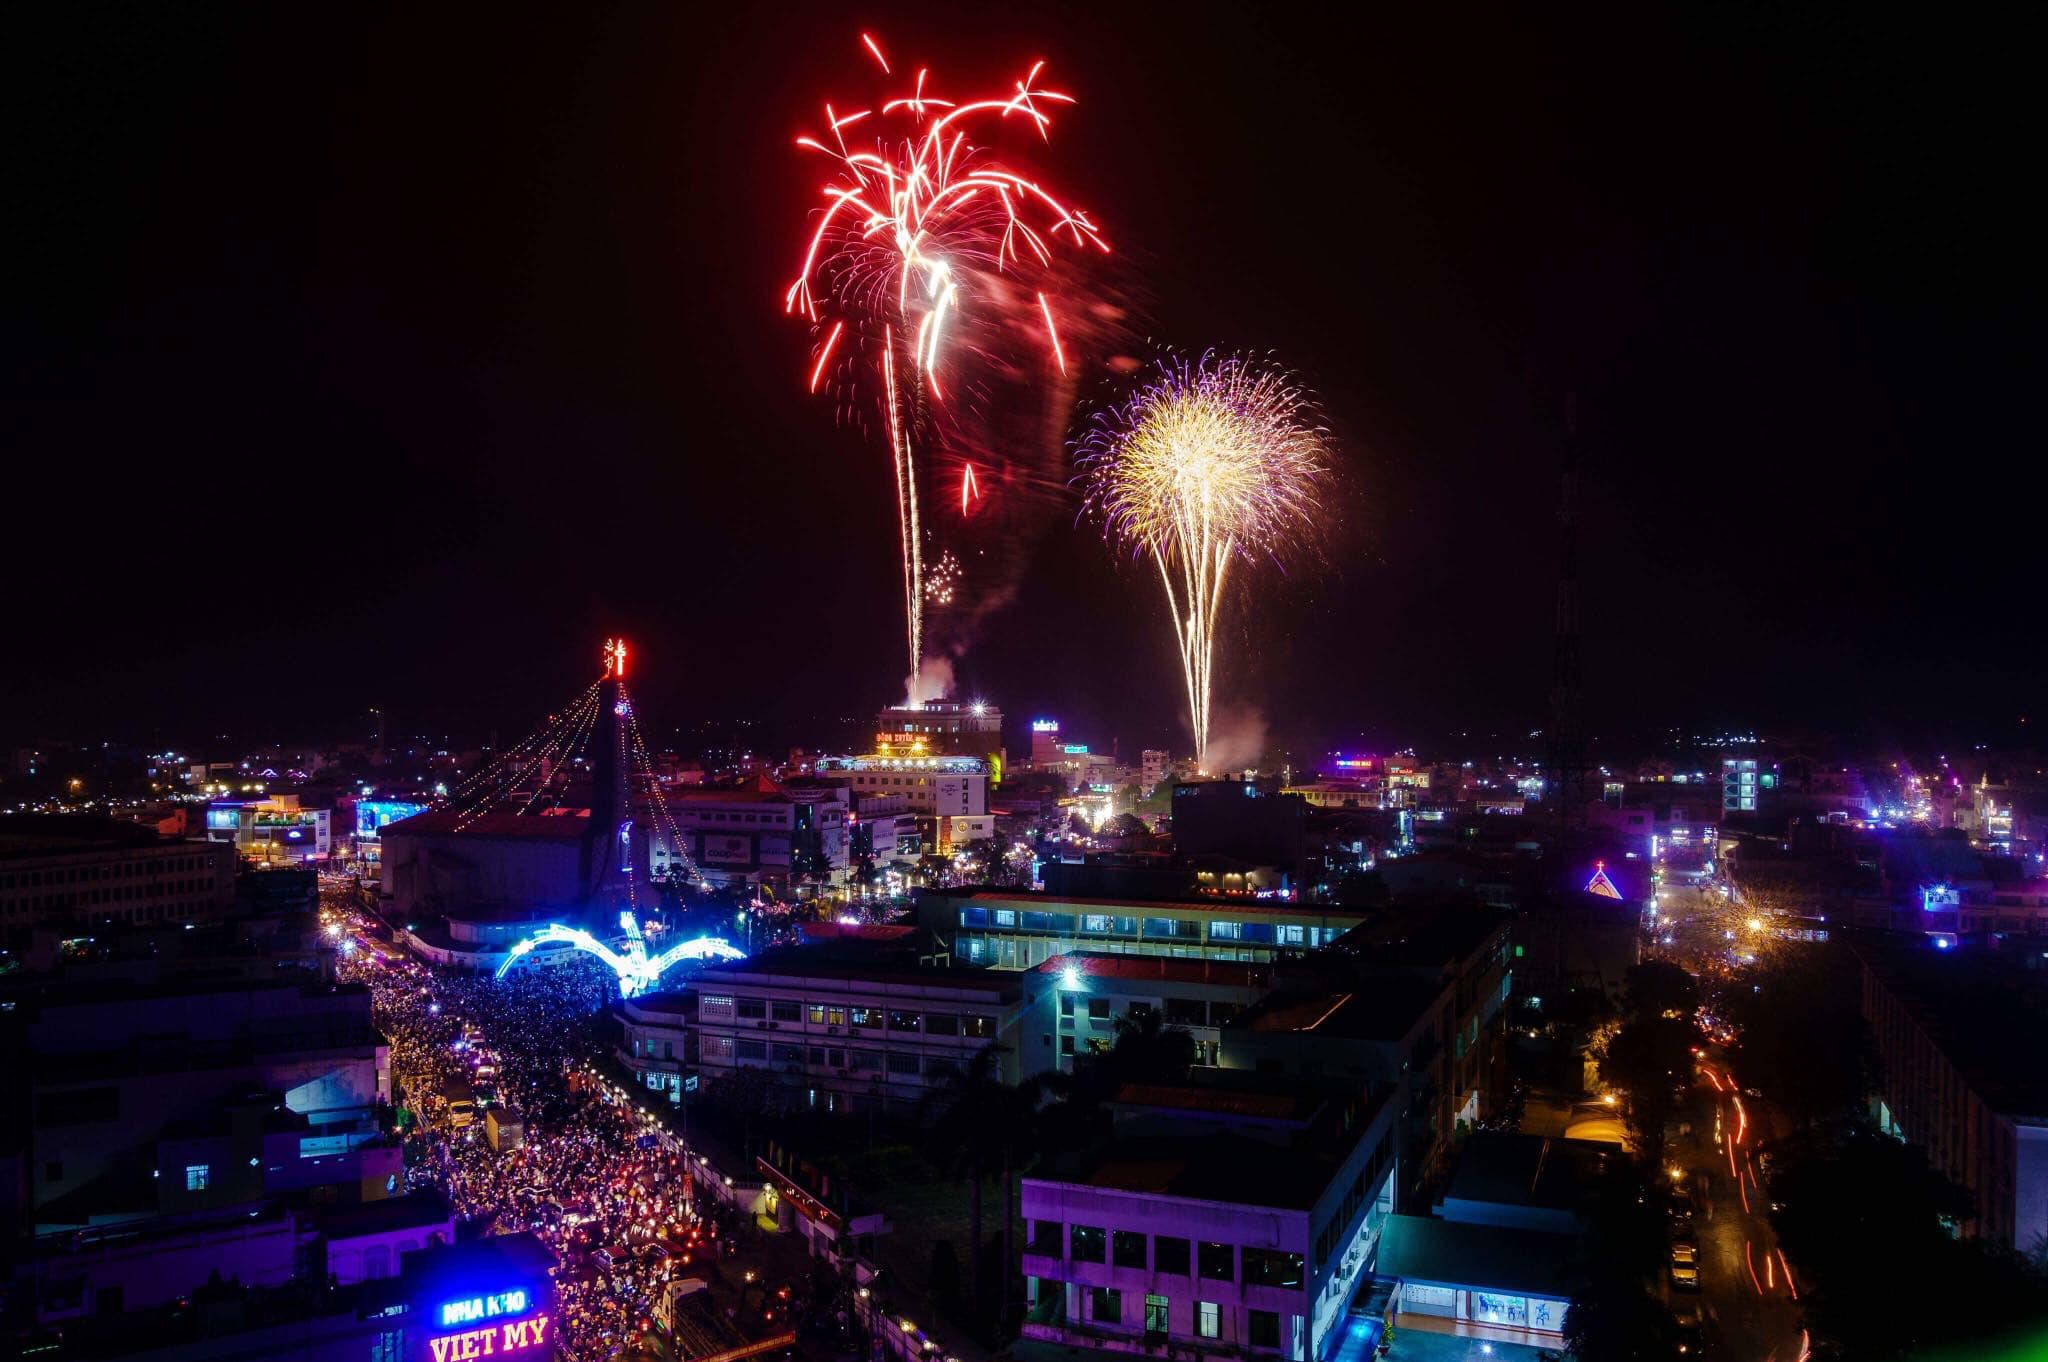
xmin=1671 ymin=1240 xmax=1698 ymax=1266
xmin=1669 ymin=1262 xmax=1701 ymax=1291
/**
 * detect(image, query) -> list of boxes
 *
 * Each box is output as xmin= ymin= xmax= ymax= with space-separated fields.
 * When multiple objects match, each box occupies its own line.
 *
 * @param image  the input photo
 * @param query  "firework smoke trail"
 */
xmin=787 ymin=32 xmax=1108 ymax=693
xmin=1078 ymin=353 xmax=1328 ymax=769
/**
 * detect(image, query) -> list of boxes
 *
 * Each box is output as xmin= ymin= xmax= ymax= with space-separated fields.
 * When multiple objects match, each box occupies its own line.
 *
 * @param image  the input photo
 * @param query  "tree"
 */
xmin=1722 ymin=947 xmax=1876 ymax=1129
xmin=1562 ymin=1161 xmax=1678 ymax=1362
xmin=1770 ymin=1123 xmax=2048 ymax=1358
xmin=1621 ymin=959 xmax=1699 ymax=1022
xmin=917 ymin=1044 xmax=1015 ymax=1331
xmin=1596 ymin=1014 xmax=1694 ymax=1169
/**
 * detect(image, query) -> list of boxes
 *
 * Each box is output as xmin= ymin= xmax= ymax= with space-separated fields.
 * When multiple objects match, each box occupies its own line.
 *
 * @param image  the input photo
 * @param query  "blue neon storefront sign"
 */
xmin=438 ymin=1289 xmax=528 ymax=1329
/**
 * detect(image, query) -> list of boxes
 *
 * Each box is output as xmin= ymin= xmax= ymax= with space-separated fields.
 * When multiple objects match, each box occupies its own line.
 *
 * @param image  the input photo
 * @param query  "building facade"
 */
xmin=1021 ymin=1080 xmax=1399 ymax=1362
xmin=920 ymin=889 xmax=1369 ymax=971
xmin=0 ymin=815 xmax=236 ymax=941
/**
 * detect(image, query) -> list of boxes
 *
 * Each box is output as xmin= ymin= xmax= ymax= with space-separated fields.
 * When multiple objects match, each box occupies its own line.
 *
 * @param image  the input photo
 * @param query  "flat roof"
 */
xmin=1032 ymin=952 xmax=1275 ymax=989
xmin=1376 ymin=1214 xmax=1577 ymax=1299
xmin=1440 ymin=1134 xmax=1616 ymax=1214
xmin=1049 ymin=1132 xmax=1338 ymax=1211
xmin=1234 ymin=975 xmax=1446 ymax=1040
xmin=697 ymin=945 xmax=1020 ymax=996
xmin=382 ymin=808 xmax=592 ymax=841
xmin=1856 ymin=941 xmax=2048 ymax=1117
xmin=954 ymin=889 xmax=1369 ymax=919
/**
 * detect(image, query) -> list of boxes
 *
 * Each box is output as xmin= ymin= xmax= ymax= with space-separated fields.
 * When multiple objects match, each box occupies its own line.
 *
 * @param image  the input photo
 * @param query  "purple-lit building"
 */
xmin=1021 ymin=1074 xmax=1399 ymax=1362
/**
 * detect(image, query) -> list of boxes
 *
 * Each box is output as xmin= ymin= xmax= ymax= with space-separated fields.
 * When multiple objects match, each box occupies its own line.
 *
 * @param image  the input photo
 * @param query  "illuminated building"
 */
xmin=1141 ymin=748 xmax=1169 ymax=796
xmin=921 ymin=889 xmax=1368 ymax=970
xmin=1722 ymin=757 xmax=1760 ymax=812
xmin=875 ymin=698 xmax=1005 ymax=766
xmin=1024 ymin=952 xmax=1275 ymax=1071
xmin=815 ymin=753 xmax=992 ymax=852
xmin=662 ymin=942 xmax=1029 ymax=1114
xmin=205 ymin=793 xmax=333 ymax=864
xmin=652 ymin=773 xmax=849 ymax=889
xmin=1020 ymin=1072 xmax=1399 ymax=1362
xmin=0 ymin=813 xmax=236 ymax=941
xmin=1032 ymin=718 xmax=1066 ymax=769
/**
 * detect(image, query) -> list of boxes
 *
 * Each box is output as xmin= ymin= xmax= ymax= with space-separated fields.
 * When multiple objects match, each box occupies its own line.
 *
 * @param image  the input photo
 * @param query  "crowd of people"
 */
xmin=334 ymin=916 xmax=757 ymax=1362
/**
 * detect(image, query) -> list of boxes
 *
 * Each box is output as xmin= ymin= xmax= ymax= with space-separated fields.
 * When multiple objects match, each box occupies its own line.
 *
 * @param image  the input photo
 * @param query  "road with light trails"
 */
xmin=1666 ymin=1056 xmax=1808 ymax=1362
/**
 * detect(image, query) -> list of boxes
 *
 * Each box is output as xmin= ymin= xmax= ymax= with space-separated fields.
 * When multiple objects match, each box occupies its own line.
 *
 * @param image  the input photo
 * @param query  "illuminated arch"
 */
xmin=494 ymin=916 xmax=745 ymax=998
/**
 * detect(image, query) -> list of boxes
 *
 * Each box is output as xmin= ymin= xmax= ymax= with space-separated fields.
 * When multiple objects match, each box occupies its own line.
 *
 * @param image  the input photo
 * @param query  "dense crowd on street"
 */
xmin=333 ymin=918 xmax=749 ymax=1362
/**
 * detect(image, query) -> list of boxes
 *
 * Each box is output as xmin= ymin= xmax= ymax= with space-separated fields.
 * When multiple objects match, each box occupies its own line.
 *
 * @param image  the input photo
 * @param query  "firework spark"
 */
xmin=1078 ymin=352 xmax=1328 ymax=769
xmin=787 ymin=33 xmax=1107 ymax=692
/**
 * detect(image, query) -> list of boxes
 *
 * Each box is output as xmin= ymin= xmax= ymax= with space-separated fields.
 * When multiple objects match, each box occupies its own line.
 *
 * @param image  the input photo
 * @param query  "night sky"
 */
xmin=9 ymin=4 xmax=2041 ymax=757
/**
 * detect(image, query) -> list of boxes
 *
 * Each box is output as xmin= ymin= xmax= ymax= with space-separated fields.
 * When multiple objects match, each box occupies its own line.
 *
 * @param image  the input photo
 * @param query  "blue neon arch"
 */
xmin=495 ymin=912 xmax=744 ymax=997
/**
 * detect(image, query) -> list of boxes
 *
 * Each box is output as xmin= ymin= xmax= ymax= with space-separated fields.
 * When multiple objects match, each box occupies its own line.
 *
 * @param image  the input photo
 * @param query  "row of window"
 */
xmin=2 ymin=855 xmax=217 ymax=891
xmin=703 ymin=1035 xmax=963 ymax=1079
xmin=1312 ymin=1133 xmax=1392 ymax=1267
xmin=1032 ymin=1224 xmax=1304 ymax=1288
xmin=1052 ymin=1283 xmax=1283 ymax=1348
xmin=959 ymin=907 xmax=1328 ymax=946
xmin=702 ymin=995 xmax=995 ymax=1037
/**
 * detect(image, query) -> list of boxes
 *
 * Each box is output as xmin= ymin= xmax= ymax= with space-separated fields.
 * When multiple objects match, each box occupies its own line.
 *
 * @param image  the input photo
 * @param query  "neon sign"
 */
xmin=439 ymin=1289 xmax=527 ymax=1329
xmin=496 ymin=911 xmax=745 ymax=998
xmin=1584 ymin=861 xmax=1623 ymax=900
xmin=1031 ymin=720 xmax=1059 ymax=732
xmin=428 ymin=1312 xmax=550 ymax=1362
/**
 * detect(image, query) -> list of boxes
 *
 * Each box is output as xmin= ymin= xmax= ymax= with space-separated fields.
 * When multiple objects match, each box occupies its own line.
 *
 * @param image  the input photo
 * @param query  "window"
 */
xmin=995 ymin=909 xmax=1017 ymax=926
xmin=1028 ymin=1220 xmax=1063 ymax=1255
xmin=1070 ymin=1225 xmax=1106 ymax=1263
xmin=771 ymin=1001 xmax=801 ymax=1022
xmin=887 ymin=1010 xmax=922 ymax=1032
xmin=737 ymin=998 xmax=767 ymax=1020
xmin=1165 ymin=997 xmax=1205 ymax=1026
xmin=184 ymin=1164 xmax=210 ymax=1191
xmin=1145 ymin=1294 xmax=1170 ymax=1334
xmin=1197 ymin=1302 xmax=1220 ymax=1339
xmin=1199 ymin=1242 xmax=1233 ymax=1281
xmin=1210 ymin=921 xmax=1243 ymax=940
xmin=772 ymin=1043 xmax=803 ymax=1063
xmin=886 ymin=1052 xmax=921 ymax=1075
xmin=1059 ymin=1036 xmax=1076 ymax=1055
xmin=736 ymin=1039 xmax=767 ymax=1060
xmin=808 ymin=1005 xmax=847 ymax=1026
xmin=1248 ymin=1310 xmax=1280 ymax=1350
xmin=1087 ymin=998 xmax=1112 ymax=1020
xmin=1113 ymin=1230 xmax=1147 ymax=1268
xmin=925 ymin=1013 xmax=960 ymax=1036
xmin=962 ymin=1014 xmax=994 ymax=1038
xmin=1083 ymin=914 xmax=1113 ymax=932
xmin=847 ymin=1049 xmax=881 ymax=1072
xmin=1090 ymin=1287 xmax=1122 ymax=1324
xmin=1060 ymin=994 xmax=1076 ymax=1017
xmin=851 ymin=1007 xmax=883 ymax=1029
xmin=1242 ymin=1249 xmax=1304 ymax=1289
xmin=1154 ymin=1236 xmax=1191 ymax=1275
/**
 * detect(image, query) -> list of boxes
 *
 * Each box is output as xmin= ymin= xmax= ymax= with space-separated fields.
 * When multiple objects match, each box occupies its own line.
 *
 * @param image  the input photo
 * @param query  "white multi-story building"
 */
xmin=654 ymin=775 xmax=849 ymax=889
xmin=1021 ymin=1077 xmax=1399 ymax=1362
xmin=622 ymin=946 xmax=1030 ymax=1114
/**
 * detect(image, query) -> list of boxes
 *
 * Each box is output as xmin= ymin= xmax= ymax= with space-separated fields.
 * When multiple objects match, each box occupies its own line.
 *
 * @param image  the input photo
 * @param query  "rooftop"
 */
xmin=1855 ymin=941 xmax=2048 ymax=1117
xmin=1376 ymin=1214 xmax=1576 ymax=1299
xmin=1439 ymin=1134 xmax=1617 ymax=1215
xmin=696 ymin=943 xmax=1020 ymax=996
xmin=380 ymin=808 xmax=592 ymax=841
xmin=0 ymin=813 xmax=173 ymax=860
xmin=1047 ymin=1131 xmax=1340 ymax=1211
xmin=951 ymin=888 xmax=1369 ymax=919
xmin=1032 ymin=952 xmax=1275 ymax=990
xmin=1234 ymin=975 xmax=1447 ymax=1041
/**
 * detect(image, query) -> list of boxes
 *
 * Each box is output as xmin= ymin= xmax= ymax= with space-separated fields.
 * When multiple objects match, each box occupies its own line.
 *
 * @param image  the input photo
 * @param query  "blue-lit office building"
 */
xmin=918 ymin=889 xmax=1371 ymax=970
